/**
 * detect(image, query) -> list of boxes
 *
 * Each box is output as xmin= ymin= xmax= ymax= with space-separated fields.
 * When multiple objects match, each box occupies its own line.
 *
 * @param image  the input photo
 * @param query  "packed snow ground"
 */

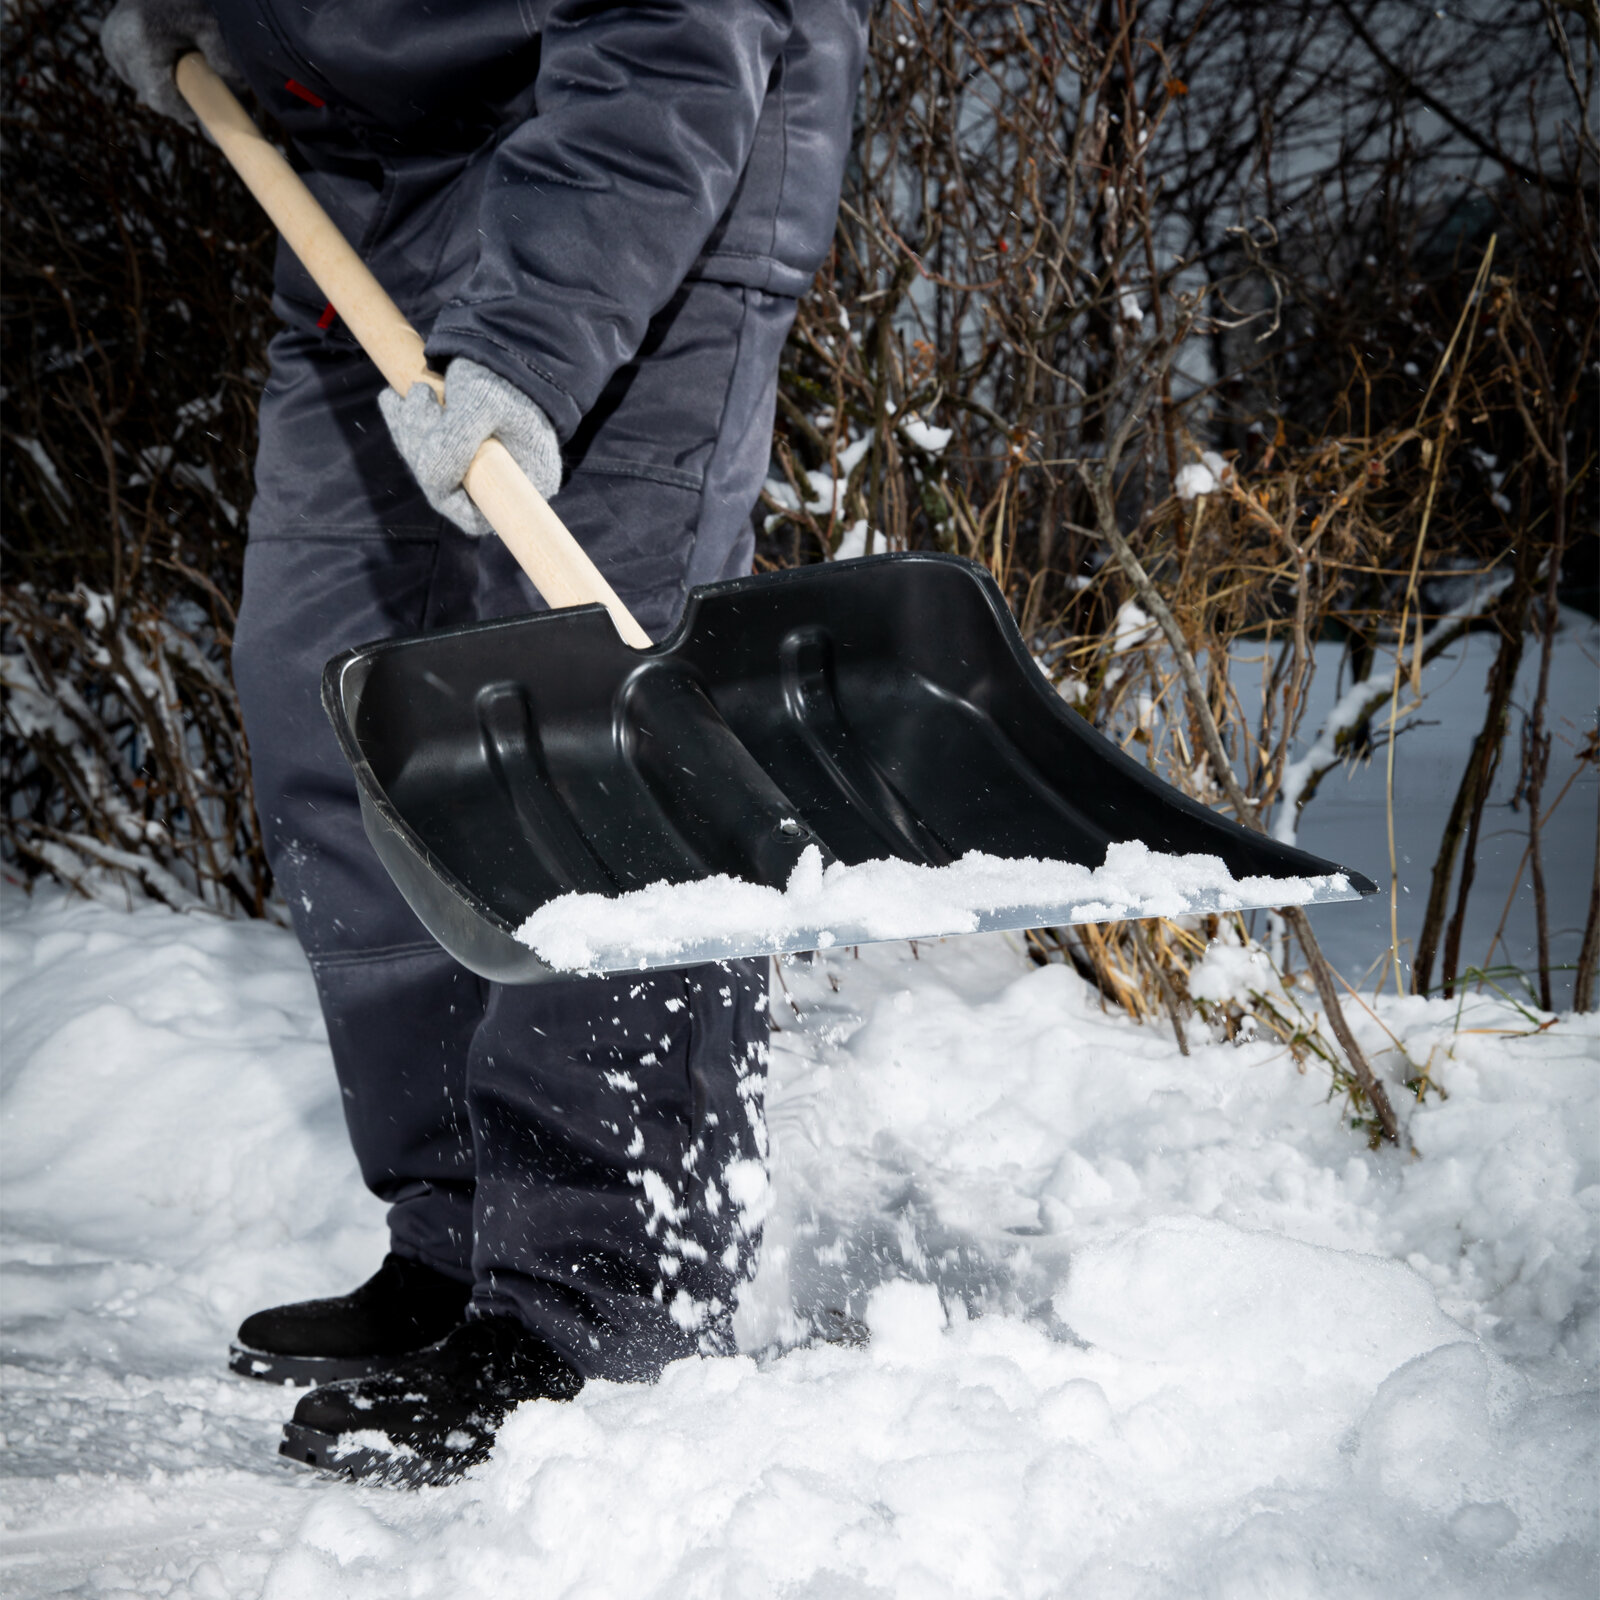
xmin=2 ymin=884 xmax=1597 ymax=1598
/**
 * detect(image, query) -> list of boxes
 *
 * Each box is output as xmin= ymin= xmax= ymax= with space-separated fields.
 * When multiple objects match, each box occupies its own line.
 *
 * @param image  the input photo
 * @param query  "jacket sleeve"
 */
xmin=424 ymin=0 xmax=794 ymax=439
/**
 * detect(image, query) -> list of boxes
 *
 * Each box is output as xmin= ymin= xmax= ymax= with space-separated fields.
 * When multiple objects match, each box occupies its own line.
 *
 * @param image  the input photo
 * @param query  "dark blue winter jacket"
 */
xmin=211 ymin=0 xmax=870 ymax=438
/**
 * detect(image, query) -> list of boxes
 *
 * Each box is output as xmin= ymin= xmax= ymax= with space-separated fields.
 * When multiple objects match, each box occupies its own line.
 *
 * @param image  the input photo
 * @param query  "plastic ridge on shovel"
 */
xmin=324 ymin=553 xmax=1375 ymax=982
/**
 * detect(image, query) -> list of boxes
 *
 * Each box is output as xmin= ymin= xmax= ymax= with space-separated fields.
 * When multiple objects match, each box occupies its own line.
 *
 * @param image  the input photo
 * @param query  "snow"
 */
xmin=0 ymin=647 xmax=82 ymax=747
xmin=1174 ymin=450 xmax=1233 ymax=500
xmin=10 ymin=438 xmax=70 ymax=513
xmin=830 ymin=518 xmax=873 ymax=560
xmin=1284 ymin=608 xmax=1597 ymax=1004
xmin=1271 ymin=570 xmax=1515 ymax=847
xmin=1102 ymin=600 xmax=1160 ymax=696
xmin=763 ymin=435 xmax=873 ymax=532
xmin=3 ymin=881 xmax=1596 ymax=1597
xmin=514 ymin=840 xmax=1357 ymax=973
xmin=898 ymin=415 xmax=953 ymax=454
xmin=0 ymin=888 xmax=384 ymax=1596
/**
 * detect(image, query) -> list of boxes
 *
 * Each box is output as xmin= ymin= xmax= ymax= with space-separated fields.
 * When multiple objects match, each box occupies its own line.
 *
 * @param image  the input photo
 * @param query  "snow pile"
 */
xmin=263 ymin=1232 xmax=1588 ymax=1600
xmin=516 ymin=840 xmax=1354 ymax=971
xmin=0 ymin=887 xmax=386 ymax=1596
xmin=3 ymin=888 xmax=1596 ymax=1597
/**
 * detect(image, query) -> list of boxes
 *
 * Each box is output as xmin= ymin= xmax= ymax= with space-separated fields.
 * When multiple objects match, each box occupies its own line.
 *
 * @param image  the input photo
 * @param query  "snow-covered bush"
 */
xmin=2 ymin=0 xmax=276 ymax=912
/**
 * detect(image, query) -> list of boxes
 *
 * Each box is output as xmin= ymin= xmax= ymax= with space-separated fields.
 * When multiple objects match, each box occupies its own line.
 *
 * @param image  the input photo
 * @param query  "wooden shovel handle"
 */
xmin=174 ymin=53 xmax=652 ymax=649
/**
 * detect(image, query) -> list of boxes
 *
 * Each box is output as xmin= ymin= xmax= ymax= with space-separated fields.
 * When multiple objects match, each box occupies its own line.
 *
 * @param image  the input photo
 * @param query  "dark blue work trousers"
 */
xmin=232 ymin=279 xmax=794 ymax=1381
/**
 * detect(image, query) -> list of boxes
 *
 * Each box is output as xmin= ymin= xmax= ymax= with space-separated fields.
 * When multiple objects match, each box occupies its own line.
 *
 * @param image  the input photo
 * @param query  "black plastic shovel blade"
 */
xmin=322 ymin=553 xmax=1374 ymax=982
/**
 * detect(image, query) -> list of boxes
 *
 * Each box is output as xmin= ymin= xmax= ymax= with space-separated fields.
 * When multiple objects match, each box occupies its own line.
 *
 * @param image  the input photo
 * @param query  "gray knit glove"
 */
xmin=379 ymin=358 xmax=563 ymax=539
xmin=100 ymin=0 xmax=242 ymax=126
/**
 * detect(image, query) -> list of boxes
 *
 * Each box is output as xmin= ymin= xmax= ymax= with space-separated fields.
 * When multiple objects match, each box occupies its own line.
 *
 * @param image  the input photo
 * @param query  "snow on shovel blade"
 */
xmin=323 ymin=553 xmax=1375 ymax=982
xmin=513 ymin=842 xmax=1367 ymax=974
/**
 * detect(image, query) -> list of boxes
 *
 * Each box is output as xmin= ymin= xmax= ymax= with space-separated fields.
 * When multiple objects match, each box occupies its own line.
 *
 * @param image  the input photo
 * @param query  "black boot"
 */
xmin=279 ymin=1314 xmax=583 ymax=1485
xmin=229 ymin=1253 xmax=472 ymax=1385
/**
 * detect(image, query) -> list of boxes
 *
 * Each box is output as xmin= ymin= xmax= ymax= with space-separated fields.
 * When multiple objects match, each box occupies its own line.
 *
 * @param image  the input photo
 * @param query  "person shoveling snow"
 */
xmin=100 ymin=0 xmax=873 ymax=1484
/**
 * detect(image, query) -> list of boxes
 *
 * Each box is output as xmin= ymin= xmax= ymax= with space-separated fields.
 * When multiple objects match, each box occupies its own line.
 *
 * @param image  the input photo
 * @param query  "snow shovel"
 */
xmin=179 ymin=56 xmax=1375 ymax=984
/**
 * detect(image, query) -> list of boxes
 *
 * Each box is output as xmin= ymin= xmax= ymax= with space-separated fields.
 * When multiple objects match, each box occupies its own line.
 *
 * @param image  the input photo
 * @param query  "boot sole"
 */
xmin=279 ymin=1422 xmax=478 ymax=1487
xmin=229 ymin=1344 xmax=419 ymax=1386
